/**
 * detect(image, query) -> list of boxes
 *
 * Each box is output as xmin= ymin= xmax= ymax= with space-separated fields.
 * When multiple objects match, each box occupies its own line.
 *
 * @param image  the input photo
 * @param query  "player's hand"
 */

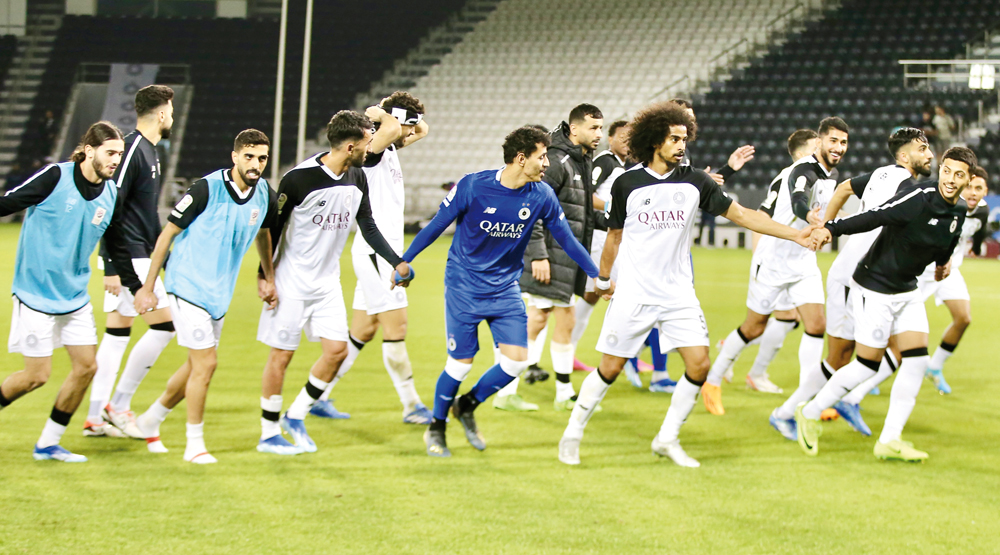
xmin=391 ymin=262 xmax=414 ymax=289
xmin=365 ymin=105 xmax=386 ymax=121
xmin=806 ymin=206 xmax=823 ymax=226
xmin=705 ymin=167 xmax=725 ymax=186
xmin=805 ymin=226 xmax=831 ymax=251
xmin=727 ymin=145 xmax=755 ymax=171
xmin=104 ymin=275 xmax=122 ymax=296
xmin=134 ymin=287 xmax=157 ymax=314
xmin=531 ymin=259 xmax=550 ymax=284
xmin=598 ymin=280 xmax=615 ymax=301
xmin=258 ymin=277 xmax=278 ymax=309
xmin=935 ymin=260 xmax=952 ymax=282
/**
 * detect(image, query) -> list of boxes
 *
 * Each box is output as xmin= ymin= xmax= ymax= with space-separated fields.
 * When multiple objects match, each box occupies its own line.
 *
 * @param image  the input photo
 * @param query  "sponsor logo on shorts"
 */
xmin=278 ymin=329 xmax=290 ymax=342
xmin=605 ymin=334 xmax=618 ymax=346
xmin=25 ymin=334 xmax=38 ymax=347
xmin=447 ymin=337 xmax=457 ymax=351
xmin=872 ymin=328 xmax=885 ymax=341
xmin=637 ymin=209 xmax=686 ymax=230
xmin=193 ymin=329 xmax=206 ymax=342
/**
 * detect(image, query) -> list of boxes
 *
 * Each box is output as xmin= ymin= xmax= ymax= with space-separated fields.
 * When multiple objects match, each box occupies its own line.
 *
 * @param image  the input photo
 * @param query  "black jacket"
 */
xmin=520 ymin=122 xmax=595 ymax=302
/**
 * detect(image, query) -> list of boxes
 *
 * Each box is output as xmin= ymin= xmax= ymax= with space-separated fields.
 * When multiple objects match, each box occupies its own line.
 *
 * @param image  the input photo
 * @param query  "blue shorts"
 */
xmin=444 ymin=284 xmax=527 ymax=359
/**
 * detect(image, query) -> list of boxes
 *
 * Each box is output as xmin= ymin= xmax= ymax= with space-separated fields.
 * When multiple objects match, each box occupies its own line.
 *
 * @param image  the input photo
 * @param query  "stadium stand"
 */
xmin=0 ymin=35 xmax=16 ymax=92
xmin=396 ymin=0 xmax=825 ymax=191
xmin=693 ymin=0 xmax=1000 ymax=190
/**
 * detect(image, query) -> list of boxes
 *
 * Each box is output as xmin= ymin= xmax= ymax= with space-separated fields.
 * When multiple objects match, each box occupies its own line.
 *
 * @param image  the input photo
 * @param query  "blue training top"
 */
xmin=403 ymin=168 xmax=599 ymax=297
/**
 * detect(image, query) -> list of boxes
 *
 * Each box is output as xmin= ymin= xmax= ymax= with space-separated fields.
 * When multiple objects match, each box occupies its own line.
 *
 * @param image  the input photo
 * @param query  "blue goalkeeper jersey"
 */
xmin=403 ymin=168 xmax=598 ymax=298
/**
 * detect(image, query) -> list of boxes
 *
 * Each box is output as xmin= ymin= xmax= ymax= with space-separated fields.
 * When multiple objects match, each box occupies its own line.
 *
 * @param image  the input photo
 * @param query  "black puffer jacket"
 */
xmin=519 ymin=122 xmax=595 ymax=303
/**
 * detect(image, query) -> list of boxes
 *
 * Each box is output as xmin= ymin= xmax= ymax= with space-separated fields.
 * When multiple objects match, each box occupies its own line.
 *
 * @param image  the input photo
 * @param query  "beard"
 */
xmin=350 ymin=150 xmax=367 ymax=168
xmin=914 ymin=161 xmax=932 ymax=177
xmin=160 ymin=125 xmax=172 ymax=140
xmin=239 ymin=167 xmax=261 ymax=187
xmin=93 ymin=157 xmax=115 ymax=180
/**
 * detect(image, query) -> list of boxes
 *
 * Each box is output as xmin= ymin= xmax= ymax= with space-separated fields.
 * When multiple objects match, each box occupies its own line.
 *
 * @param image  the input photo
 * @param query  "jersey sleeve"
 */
xmin=787 ymin=164 xmax=819 ymax=221
xmin=697 ymin=171 xmax=734 ymax=216
xmin=605 ymin=173 xmax=629 ymax=229
xmin=849 ymin=171 xmax=873 ymax=197
xmin=718 ymin=164 xmax=736 ymax=181
xmin=971 ymin=203 xmax=989 ymax=254
xmin=825 ymin=186 xmax=928 ymax=237
xmin=593 ymin=155 xmax=615 ymax=187
xmin=758 ymin=176 xmax=782 ymax=217
xmin=167 ymin=179 xmax=210 ymax=229
xmin=355 ymin=174 xmax=404 ymax=267
xmin=403 ymin=177 xmax=470 ymax=262
xmin=262 ymin=185 xmax=279 ymax=229
xmin=541 ymin=188 xmax=600 ymax=278
xmin=0 ymin=164 xmax=60 ymax=216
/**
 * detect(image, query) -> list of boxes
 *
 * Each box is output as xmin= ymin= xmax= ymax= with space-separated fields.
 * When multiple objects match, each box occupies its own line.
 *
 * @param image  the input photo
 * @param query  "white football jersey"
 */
xmin=272 ymin=154 xmax=376 ymax=300
xmin=754 ymin=155 xmax=838 ymax=278
xmin=827 ymin=165 xmax=915 ymax=285
xmin=353 ymin=144 xmax=405 ymax=256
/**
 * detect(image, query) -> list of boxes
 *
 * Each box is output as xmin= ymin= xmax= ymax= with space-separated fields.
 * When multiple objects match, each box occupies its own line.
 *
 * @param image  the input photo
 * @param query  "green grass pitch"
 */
xmin=0 ymin=224 xmax=997 ymax=554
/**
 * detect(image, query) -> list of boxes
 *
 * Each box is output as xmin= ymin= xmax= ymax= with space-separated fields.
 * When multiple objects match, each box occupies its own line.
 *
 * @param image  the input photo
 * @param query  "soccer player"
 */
xmin=125 ymin=129 xmax=277 ymax=464
xmin=310 ymin=93 xmax=430 ymax=424
xmin=774 ymin=128 xmax=935 ymax=441
xmin=557 ymin=102 xmax=816 ymax=468
xmin=402 ymin=126 xmax=600 ymax=457
xmin=703 ymin=117 xmax=849 ymax=416
xmin=498 ymin=105 xmax=603 ymax=413
xmin=796 ymin=147 xmax=977 ymax=462
xmin=256 ymin=111 xmax=413 ymax=455
xmin=917 ymin=165 xmax=989 ymax=394
xmin=0 ymin=122 xmax=124 ymax=462
xmin=85 ymin=85 xmax=176 ymax=438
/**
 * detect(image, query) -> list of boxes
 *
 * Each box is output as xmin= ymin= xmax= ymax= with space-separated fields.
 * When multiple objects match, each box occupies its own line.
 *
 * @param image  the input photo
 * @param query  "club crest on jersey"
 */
xmin=249 ymin=208 xmax=260 ymax=225
xmin=949 ymin=218 xmax=958 ymax=233
xmin=673 ymin=191 xmax=686 ymax=204
xmin=91 ymin=207 xmax=107 ymax=226
xmin=518 ymin=207 xmax=531 ymax=220
xmin=637 ymin=209 xmax=686 ymax=230
xmin=344 ymin=194 xmax=353 ymax=207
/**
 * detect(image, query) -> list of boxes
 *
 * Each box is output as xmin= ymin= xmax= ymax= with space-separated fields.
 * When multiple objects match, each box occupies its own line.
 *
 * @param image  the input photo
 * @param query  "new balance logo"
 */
xmin=928 ymin=218 xmax=939 ymax=225
xmin=484 ymin=207 xmax=497 ymax=214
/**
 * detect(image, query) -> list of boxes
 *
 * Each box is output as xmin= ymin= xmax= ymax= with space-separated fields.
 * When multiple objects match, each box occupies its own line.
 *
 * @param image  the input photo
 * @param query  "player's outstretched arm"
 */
xmin=825 ymin=186 xmax=926 ymax=238
xmin=723 ymin=201 xmax=817 ymax=251
xmin=824 ymin=179 xmax=855 ymax=223
xmin=402 ymin=181 xmax=466 ymax=264
xmin=547 ymin=215 xmax=599 ymax=278
xmin=134 ymin=223 xmax=182 ymax=313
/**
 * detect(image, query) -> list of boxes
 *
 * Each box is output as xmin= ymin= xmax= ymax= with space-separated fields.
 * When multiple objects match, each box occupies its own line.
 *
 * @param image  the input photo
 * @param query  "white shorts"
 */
xmin=851 ymin=283 xmax=929 ymax=350
xmin=257 ymin=290 xmax=349 ymax=350
xmin=826 ymin=278 xmax=855 ymax=341
xmin=917 ymin=269 xmax=970 ymax=306
xmin=8 ymin=298 xmax=98 ymax=357
xmin=584 ymin=230 xmax=620 ymax=294
xmin=596 ymin=298 xmax=709 ymax=358
xmin=103 ymin=258 xmax=169 ymax=317
xmin=352 ymin=249 xmax=407 ymax=315
xmin=525 ymin=293 xmax=574 ymax=310
xmin=746 ymin=262 xmax=824 ymax=315
xmin=169 ymin=295 xmax=224 ymax=350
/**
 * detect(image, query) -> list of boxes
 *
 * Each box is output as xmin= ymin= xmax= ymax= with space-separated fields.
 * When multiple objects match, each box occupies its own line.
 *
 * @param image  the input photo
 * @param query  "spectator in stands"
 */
xmin=4 ymin=161 xmax=25 ymax=193
xmin=497 ymin=104 xmax=603 ymax=412
xmin=43 ymin=110 xmax=58 ymax=145
xmin=919 ymin=107 xmax=939 ymax=152
xmin=933 ymin=104 xmax=957 ymax=157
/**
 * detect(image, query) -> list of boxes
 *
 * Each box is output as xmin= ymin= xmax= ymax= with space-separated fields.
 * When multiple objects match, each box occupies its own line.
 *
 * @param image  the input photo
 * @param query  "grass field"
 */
xmin=0 ymin=223 xmax=998 ymax=554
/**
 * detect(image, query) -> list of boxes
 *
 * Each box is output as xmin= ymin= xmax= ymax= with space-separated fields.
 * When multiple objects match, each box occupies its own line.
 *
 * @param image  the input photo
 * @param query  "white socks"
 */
xmin=842 ymin=351 xmax=898 ymax=405
xmin=775 ymin=360 xmax=833 ymax=420
xmin=552 ymin=341 xmax=575 ymax=401
xmin=110 ymin=329 xmax=174 ymax=412
xmin=382 ymin=341 xmax=421 ymax=412
xmin=37 ymin=418 xmax=67 ymax=448
xmin=879 ymin=354 xmax=928 ymax=444
xmin=564 ymin=370 xmax=613 ymax=439
xmin=571 ymin=298 xmax=595 ymax=345
xmin=929 ymin=342 xmax=955 ymax=370
xmin=707 ymin=328 xmax=749 ymax=386
xmin=656 ymin=375 xmax=701 ymax=443
xmin=184 ymin=422 xmax=216 ymax=463
xmin=260 ymin=395 xmax=282 ymax=440
xmin=529 ymin=322 xmax=548 ymax=366
xmin=287 ymin=374 xmax=329 ymax=420
xmin=90 ymin=332 xmax=130 ymax=420
xmin=320 ymin=336 xmax=364 ymax=402
xmin=802 ymin=358 xmax=878 ymax=420
xmin=749 ymin=319 xmax=797 ymax=378
xmin=798 ymin=332 xmax=825 ymax=382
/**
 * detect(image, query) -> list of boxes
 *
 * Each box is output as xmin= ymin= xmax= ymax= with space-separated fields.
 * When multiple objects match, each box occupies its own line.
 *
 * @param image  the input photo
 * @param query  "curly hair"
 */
xmin=627 ymin=102 xmax=696 ymax=165
xmin=381 ymin=91 xmax=425 ymax=116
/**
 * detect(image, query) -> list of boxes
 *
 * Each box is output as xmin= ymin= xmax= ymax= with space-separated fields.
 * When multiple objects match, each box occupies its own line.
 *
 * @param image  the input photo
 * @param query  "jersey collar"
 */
xmin=643 ymin=165 xmax=675 ymax=180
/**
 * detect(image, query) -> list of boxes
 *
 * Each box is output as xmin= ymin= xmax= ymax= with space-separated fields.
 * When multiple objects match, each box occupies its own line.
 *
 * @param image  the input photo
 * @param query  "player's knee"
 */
xmin=77 ymin=359 xmax=99 ymax=380
xmin=954 ymin=312 xmax=971 ymax=330
xmin=25 ymin=369 xmax=51 ymax=391
xmin=444 ymin=357 xmax=474 ymax=381
xmin=687 ymin=357 xmax=711 ymax=380
xmin=741 ymin=321 xmax=766 ymax=341
xmin=804 ymin=316 xmax=826 ymax=336
xmin=499 ymin=355 xmax=529 ymax=378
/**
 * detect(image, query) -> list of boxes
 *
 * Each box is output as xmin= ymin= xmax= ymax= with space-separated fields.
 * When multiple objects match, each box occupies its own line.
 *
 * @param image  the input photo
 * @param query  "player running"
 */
xmin=797 ymin=147 xmax=977 ymax=462
xmin=557 ymin=102 xmax=817 ymax=468
xmin=256 ymin=111 xmax=412 ymax=455
xmin=401 ymin=126 xmax=600 ymax=457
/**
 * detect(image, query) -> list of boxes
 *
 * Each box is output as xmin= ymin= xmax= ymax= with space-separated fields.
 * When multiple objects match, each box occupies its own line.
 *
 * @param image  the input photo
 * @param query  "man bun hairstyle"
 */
xmin=568 ymin=103 xmax=603 ymax=124
xmin=503 ymin=126 xmax=550 ymax=164
xmin=608 ymin=120 xmax=629 ymax=138
xmin=326 ymin=110 xmax=372 ymax=148
xmin=70 ymin=121 xmax=123 ymax=163
xmin=135 ymin=85 xmax=174 ymax=118
xmin=627 ymin=101 xmax=697 ymax=165
xmin=787 ymin=129 xmax=819 ymax=157
xmin=381 ymin=91 xmax=425 ymax=116
xmin=887 ymin=127 xmax=927 ymax=158
xmin=942 ymin=146 xmax=978 ymax=172
xmin=234 ymin=128 xmax=270 ymax=152
xmin=818 ymin=116 xmax=849 ymax=137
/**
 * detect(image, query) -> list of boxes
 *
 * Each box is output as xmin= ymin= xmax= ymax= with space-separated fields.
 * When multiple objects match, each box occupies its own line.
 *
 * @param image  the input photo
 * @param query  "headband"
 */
xmin=382 ymin=105 xmax=423 ymax=126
